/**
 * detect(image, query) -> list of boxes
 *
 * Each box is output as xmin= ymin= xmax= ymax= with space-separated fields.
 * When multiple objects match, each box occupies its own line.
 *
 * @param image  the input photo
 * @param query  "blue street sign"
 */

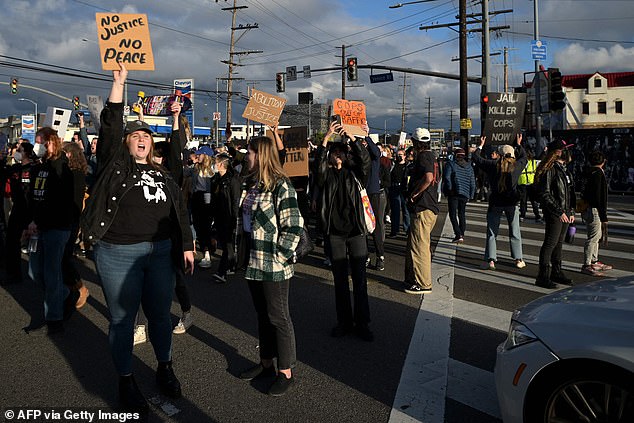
xmin=370 ymin=72 xmax=394 ymax=83
xmin=531 ymin=40 xmax=547 ymax=61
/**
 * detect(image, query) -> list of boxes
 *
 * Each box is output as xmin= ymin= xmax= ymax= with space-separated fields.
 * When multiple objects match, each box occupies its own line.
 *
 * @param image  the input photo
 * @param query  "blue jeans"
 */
xmin=485 ymin=205 xmax=523 ymax=262
xmin=29 ymin=229 xmax=71 ymax=321
xmin=94 ymin=239 xmax=175 ymax=375
xmin=389 ymin=187 xmax=410 ymax=235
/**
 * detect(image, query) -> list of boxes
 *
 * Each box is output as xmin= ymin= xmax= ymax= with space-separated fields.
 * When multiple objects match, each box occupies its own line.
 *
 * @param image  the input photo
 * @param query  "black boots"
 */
xmin=119 ymin=375 xmax=148 ymax=413
xmin=156 ymin=361 xmax=182 ymax=398
xmin=550 ymin=261 xmax=573 ymax=285
xmin=535 ymin=264 xmax=557 ymax=289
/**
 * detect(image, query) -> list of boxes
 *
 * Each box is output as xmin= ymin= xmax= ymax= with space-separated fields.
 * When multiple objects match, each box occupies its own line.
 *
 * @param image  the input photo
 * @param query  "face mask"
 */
xmin=13 ymin=151 xmax=22 ymax=162
xmin=33 ymin=143 xmax=46 ymax=158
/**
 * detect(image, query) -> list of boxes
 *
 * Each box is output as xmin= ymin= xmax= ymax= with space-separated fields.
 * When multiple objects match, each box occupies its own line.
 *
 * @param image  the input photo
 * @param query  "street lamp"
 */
xmin=389 ymin=0 xmax=437 ymax=8
xmin=18 ymin=97 xmax=38 ymax=128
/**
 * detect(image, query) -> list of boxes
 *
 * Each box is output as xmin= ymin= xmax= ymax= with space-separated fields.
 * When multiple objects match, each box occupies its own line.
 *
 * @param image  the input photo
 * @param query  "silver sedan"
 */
xmin=494 ymin=277 xmax=634 ymax=423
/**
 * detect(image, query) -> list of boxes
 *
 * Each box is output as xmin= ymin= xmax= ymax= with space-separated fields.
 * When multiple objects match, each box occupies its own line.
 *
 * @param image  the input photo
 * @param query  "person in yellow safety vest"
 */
xmin=518 ymin=150 xmax=542 ymax=222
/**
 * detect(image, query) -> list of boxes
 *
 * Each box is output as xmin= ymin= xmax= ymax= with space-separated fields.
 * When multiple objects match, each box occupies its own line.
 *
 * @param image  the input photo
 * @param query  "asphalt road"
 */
xmin=1 ymin=196 xmax=632 ymax=423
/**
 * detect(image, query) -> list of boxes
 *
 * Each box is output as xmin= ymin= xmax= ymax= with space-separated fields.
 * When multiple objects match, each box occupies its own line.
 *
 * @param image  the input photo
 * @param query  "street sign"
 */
xmin=369 ymin=72 xmax=394 ymax=83
xmin=303 ymin=65 xmax=311 ymax=79
xmin=286 ymin=66 xmax=297 ymax=81
xmin=213 ymin=112 xmax=221 ymax=121
xmin=460 ymin=118 xmax=472 ymax=130
xmin=531 ymin=40 xmax=547 ymax=61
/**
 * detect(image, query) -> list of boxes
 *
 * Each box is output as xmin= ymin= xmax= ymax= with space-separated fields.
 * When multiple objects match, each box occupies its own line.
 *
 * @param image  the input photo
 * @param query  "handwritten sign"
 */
xmin=96 ymin=13 xmax=155 ymax=71
xmin=242 ymin=89 xmax=286 ymax=127
xmin=332 ymin=98 xmax=367 ymax=137
xmin=266 ymin=127 xmax=308 ymax=177
xmin=482 ymin=92 xmax=527 ymax=145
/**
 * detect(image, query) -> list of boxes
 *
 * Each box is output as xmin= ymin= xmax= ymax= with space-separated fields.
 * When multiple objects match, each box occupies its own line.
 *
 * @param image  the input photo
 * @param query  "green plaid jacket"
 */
xmin=238 ymin=178 xmax=304 ymax=282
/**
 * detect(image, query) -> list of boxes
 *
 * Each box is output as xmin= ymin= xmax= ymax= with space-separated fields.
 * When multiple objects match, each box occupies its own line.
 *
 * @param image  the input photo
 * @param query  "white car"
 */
xmin=494 ymin=277 xmax=634 ymax=423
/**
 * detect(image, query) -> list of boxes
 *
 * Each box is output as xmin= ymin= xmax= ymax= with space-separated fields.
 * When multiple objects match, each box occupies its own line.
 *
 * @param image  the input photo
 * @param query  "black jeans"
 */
xmin=191 ymin=191 xmax=213 ymax=252
xmin=216 ymin=228 xmax=236 ymax=277
xmin=539 ymin=212 xmax=569 ymax=266
xmin=247 ymin=279 xmax=296 ymax=370
xmin=368 ymin=191 xmax=386 ymax=257
xmin=328 ymin=233 xmax=370 ymax=327
xmin=174 ymin=268 xmax=191 ymax=313
xmin=447 ymin=195 xmax=468 ymax=238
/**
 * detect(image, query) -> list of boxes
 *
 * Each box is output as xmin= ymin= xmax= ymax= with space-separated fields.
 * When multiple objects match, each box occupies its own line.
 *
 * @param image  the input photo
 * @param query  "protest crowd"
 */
xmin=0 ymin=62 xmax=619 ymax=414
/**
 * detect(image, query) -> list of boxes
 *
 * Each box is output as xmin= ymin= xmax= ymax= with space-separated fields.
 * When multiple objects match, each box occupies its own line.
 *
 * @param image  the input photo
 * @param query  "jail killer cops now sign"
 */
xmin=96 ymin=13 xmax=155 ymax=70
xmin=482 ymin=92 xmax=526 ymax=145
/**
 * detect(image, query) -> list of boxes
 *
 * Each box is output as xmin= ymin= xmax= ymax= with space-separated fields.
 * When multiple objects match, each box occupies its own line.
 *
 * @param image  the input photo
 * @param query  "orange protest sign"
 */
xmin=96 ymin=13 xmax=155 ymax=71
xmin=242 ymin=89 xmax=287 ymax=127
xmin=332 ymin=98 xmax=367 ymax=137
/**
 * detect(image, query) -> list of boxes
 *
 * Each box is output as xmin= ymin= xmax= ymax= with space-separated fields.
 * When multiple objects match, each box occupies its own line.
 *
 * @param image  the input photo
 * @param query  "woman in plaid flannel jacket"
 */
xmin=236 ymin=135 xmax=304 ymax=396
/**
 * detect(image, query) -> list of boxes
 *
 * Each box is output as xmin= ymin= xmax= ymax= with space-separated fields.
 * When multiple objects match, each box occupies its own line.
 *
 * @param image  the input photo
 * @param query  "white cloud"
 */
xmin=554 ymin=43 xmax=634 ymax=74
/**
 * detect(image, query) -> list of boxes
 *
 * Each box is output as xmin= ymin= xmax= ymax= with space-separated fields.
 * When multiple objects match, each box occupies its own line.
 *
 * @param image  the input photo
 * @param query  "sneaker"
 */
xmin=385 ymin=215 xmax=391 ymax=224
xmin=592 ymin=261 xmax=613 ymax=271
xmin=515 ymin=259 xmax=527 ymax=269
xmin=173 ymin=312 xmax=193 ymax=334
xmin=451 ymin=236 xmax=462 ymax=243
xmin=198 ymin=258 xmax=212 ymax=269
xmin=480 ymin=260 xmax=496 ymax=270
xmin=134 ymin=325 xmax=147 ymax=345
xmin=404 ymin=284 xmax=431 ymax=294
xmin=268 ymin=373 xmax=294 ymax=397
xmin=365 ymin=257 xmax=371 ymax=268
xmin=581 ymin=264 xmax=605 ymax=277
xmin=239 ymin=363 xmax=276 ymax=380
xmin=375 ymin=257 xmax=385 ymax=271
xmin=226 ymin=269 xmax=236 ymax=275
xmin=212 ymin=273 xmax=227 ymax=284
xmin=519 ymin=217 xmax=525 ymax=222
xmin=21 ymin=247 xmax=28 ymax=254
xmin=457 ymin=236 xmax=464 ymax=244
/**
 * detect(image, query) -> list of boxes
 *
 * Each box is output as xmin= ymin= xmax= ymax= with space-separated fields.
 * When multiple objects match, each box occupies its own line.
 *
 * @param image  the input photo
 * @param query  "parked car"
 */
xmin=494 ymin=277 xmax=634 ymax=423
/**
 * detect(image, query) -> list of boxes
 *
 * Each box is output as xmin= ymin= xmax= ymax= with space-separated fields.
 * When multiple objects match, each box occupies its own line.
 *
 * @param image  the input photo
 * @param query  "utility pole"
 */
xmin=426 ymin=97 xmax=432 ymax=129
xmin=533 ymin=0 xmax=542 ymax=147
xmin=220 ymin=0 xmax=260 ymax=142
xmin=480 ymin=0 xmax=490 ymax=133
xmin=337 ymin=45 xmax=346 ymax=99
xmin=398 ymin=73 xmax=409 ymax=132
xmin=503 ymin=47 xmax=509 ymax=92
xmin=448 ymin=110 xmax=455 ymax=135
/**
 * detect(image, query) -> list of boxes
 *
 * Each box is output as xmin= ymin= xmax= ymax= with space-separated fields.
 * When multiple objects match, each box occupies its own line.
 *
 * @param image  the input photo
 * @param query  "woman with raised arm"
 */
xmin=81 ymin=62 xmax=194 ymax=413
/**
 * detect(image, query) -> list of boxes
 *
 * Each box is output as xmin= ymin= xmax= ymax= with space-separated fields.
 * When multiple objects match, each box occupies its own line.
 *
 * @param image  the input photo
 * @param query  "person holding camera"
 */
xmin=316 ymin=121 xmax=373 ymax=341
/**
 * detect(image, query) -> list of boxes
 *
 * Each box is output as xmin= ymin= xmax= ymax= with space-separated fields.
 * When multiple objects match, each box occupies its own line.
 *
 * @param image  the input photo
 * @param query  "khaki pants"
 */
xmin=405 ymin=209 xmax=438 ymax=289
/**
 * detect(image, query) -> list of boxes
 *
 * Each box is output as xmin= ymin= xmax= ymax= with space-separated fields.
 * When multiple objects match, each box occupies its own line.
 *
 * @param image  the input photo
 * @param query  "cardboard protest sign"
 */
xmin=43 ymin=107 xmax=72 ymax=139
xmin=86 ymin=95 xmax=104 ymax=132
xmin=266 ymin=127 xmax=308 ymax=177
xmin=332 ymin=98 xmax=367 ymax=137
xmin=96 ymin=13 xmax=155 ymax=70
xmin=482 ymin=92 xmax=527 ymax=145
xmin=242 ymin=89 xmax=286 ymax=127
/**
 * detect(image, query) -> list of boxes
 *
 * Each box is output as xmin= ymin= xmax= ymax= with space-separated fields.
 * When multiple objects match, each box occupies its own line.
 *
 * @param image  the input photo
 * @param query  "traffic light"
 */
xmin=72 ymin=95 xmax=80 ymax=110
xmin=548 ymin=68 xmax=566 ymax=111
xmin=347 ymin=57 xmax=358 ymax=82
xmin=275 ymin=72 xmax=285 ymax=93
xmin=10 ymin=78 xmax=18 ymax=95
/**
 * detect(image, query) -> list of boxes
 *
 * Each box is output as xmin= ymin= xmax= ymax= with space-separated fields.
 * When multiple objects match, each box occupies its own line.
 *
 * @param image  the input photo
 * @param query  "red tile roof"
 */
xmin=562 ymin=72 xmax=634 ymax=89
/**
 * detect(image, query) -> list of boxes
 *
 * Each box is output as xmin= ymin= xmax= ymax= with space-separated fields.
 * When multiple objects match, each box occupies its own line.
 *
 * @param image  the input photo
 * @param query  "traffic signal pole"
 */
xmin=533 ymin=0 xmax=542 ymax=148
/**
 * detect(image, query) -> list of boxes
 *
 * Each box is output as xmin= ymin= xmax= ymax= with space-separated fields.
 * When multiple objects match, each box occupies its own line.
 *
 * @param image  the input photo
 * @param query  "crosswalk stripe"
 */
xmin=447 ymin=359 xmax=502 ymax=419
xmin=452 ymin=298 xmax=511 ymax=332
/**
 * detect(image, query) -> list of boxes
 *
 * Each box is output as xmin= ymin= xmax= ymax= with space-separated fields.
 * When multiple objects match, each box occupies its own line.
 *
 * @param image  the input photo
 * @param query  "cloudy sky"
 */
xmin=2 ymin=0 xmax=633 ymax=136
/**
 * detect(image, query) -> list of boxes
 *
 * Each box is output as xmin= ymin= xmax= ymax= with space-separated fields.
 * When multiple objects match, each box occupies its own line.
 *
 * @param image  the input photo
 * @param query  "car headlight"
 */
xmin=503 ymin=321 xmax=538 ymax=350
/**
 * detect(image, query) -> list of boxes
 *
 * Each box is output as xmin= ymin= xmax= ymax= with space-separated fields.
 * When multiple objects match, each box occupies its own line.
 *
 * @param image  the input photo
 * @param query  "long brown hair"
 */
xmin=35 ymin=127 xmax=63 ymax=160
xmin=497 ymin=156 xmax=516 ymax=193
xmin=248 ymin=136 xmax=288 ymax=192
xmin=62 ymin=142 xmax=89 ymax=174
xmin=535 ymin=149 xmax=560 ymax=183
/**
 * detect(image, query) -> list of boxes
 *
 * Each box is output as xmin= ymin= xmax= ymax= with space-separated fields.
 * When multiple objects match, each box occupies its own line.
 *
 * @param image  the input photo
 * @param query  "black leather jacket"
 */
xmin=80 ymin=102 xmax=193 ymax=270
xmin=316 ymin=139 xmax=371 ymax=236
xmin=536 ymin=161 xmax=576 ymax=217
